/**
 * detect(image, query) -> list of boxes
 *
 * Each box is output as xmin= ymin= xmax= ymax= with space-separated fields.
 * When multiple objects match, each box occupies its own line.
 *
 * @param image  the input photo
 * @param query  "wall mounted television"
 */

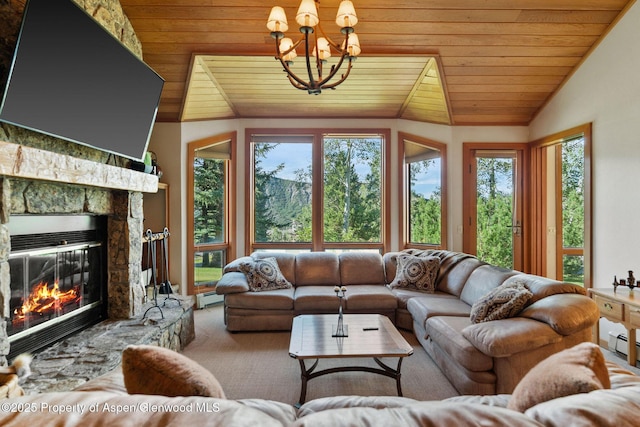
xmin=0 ymin=0 xmax=164 ymax=161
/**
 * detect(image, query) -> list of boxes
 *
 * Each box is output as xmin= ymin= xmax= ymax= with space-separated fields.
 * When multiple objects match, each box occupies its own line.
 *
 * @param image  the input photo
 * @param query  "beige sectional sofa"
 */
xmin=215 ymin=249 xmax=599 ymax=394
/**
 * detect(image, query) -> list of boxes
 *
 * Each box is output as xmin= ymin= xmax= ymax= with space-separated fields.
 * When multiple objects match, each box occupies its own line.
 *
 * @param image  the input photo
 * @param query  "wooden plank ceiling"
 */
xmin=119 ymin=0 xmax=634 ymax=125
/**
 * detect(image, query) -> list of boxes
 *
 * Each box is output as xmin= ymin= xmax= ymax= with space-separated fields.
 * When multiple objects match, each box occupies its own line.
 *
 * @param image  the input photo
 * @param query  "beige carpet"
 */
xmin=181 ymin=304 xmax=459 ymax=405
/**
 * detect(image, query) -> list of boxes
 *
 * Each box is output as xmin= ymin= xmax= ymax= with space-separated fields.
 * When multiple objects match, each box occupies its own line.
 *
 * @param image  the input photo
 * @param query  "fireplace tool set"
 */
xmin=143 ymin=227 xmax=177 ymax=319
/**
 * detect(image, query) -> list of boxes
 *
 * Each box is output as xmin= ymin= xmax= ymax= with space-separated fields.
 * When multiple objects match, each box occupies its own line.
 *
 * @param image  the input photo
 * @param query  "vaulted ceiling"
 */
xmin=119 ymin=0 xmax=634 ymax=126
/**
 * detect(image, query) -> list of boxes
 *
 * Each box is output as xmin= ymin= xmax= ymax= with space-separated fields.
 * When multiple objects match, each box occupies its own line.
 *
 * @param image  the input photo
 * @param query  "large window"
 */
xmin=399 ymin=133 xmax=447 ymax=249
xmin=187 ymin=132 xmax=235 ymax=295
xmin=247 ymin=129 xmax=390 ymax=253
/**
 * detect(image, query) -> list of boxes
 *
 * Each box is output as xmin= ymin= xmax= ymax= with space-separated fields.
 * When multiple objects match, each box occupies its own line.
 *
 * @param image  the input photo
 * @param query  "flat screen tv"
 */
xmin=0 ymin=0 xmax=164 ymax=161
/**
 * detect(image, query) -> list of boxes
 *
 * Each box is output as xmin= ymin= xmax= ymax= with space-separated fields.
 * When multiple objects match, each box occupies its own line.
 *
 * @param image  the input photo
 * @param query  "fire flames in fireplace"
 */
xmin=13 ymin=280 xmax=82 ymax=323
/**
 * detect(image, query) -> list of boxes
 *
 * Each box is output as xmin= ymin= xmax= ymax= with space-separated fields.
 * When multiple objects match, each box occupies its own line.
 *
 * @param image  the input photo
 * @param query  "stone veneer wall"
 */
xmin=0 ymin=0 xmax=148 ymax=365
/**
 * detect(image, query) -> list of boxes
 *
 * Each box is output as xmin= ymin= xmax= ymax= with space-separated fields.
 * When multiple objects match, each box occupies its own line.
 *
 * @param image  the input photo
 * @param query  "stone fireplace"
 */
xmin=0 ymin=0 xmax=161 ymax=366
xmin=0 ymin=141 xmax=158 ymax=365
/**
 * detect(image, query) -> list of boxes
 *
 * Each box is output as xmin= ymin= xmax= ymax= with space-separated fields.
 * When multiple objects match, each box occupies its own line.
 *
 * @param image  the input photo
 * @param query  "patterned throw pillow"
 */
xmin=470 ymin=281 xmax=533 ymax=323
xmin=238 ymin=257 xmax=292 ymax=292
xmin=389 ymin=254 xmax=440 ymax=292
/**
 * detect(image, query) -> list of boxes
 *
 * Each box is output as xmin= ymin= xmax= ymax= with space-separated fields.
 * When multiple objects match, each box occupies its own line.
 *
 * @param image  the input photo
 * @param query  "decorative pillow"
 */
xmin=507 ymin=342 xmax=610 ymax=413
xmin=389 ymin=254 xmax=440 ymax=292
xmin=238 ymin=257 xmax=292 ymax=292
xmin=121 ymin=344 xmax=226 ymax=398
xmin=470 ymin=281 xmax=533 ymax=323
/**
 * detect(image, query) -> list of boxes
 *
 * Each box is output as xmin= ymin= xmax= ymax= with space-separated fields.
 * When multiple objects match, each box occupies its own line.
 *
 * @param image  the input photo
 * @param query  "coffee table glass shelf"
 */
xmin=289 ymin=314 xmax=414 ymax=406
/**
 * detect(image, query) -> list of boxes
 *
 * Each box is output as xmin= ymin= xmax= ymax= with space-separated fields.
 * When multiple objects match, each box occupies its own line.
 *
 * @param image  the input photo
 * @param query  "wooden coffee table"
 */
xmin=289 ymin=314 xmax=414 ymax=406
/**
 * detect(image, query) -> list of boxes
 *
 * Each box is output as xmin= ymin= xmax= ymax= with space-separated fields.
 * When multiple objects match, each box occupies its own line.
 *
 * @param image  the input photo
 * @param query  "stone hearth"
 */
xmin=21 ymin=295 xmax=194 ymax=395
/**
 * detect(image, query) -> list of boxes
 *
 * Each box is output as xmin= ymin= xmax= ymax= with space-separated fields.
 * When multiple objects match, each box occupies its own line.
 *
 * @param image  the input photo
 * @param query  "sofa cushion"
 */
xmin=224 ymin=287 xmax=295 ymax=310
xmin=519 ymin=293 xmax=599 ymax=336
xmin=459 ymin=264 xmax=518 ymax=306
xmin=407 ymin=294 xmax=472 ymax=330
xmin=0 ymin=392 xmax=283 ymax=426
xmin=507 ymin=342 xmax=611 ymax=413
xmin=122 ymin=345 xmax=226 ymax=398
xmin=470 ymin=281 xmax=533 ymax=324
xmin=435 ymin=256 xmax=485 ymax=297
xmin=389 ymin=254 xmax=440 ymax=292
xmin=215 ymin=271 xmax=250 ymax=294
xmin=339 ymin=252 xmax=386 ymax=285
xmin=503 ymin=273 xmax=586 ymax=304
xmin=425 ymin=316 xmax=493 ymax=372
xmin=344 ymin=285 xmax=397 ymax=311
xmin=462 ymin=317 xmax=563 ymax=357
xmin=239 ymin=257 xmax=293 ymax=292
xmin=391 ymin=287 xmax=436 ymax=309
xmin=294 ymin=286 xmax=341 ymax=312
xmin=383 ymin=252 xmax=401 ymax=283
xmin=297 ymin=395 xmax=419 ymax=418
xmin=292 ymin=401 xmax=543 ymax=427
xmin=444 ymin=394 xmax=511 ymax=407
xmin=295 ymin=252 xmax=340 ymax=286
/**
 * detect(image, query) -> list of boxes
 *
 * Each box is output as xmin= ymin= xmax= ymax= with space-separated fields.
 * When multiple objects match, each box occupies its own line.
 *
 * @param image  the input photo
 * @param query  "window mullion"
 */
xmin=313 ymin=133 xmax=324 ymax=251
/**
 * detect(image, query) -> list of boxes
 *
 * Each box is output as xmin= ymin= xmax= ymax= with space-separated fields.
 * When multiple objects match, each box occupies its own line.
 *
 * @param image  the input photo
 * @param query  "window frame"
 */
xmin=186 ymin=131 xmax=236 ymax=295
xmin=398 ymin=132 xmax=448 ymax=250
xmin=529 ymin=123 xmax=592 ymax=287
xmin=245 ymin=128 xmax=391 ymax=254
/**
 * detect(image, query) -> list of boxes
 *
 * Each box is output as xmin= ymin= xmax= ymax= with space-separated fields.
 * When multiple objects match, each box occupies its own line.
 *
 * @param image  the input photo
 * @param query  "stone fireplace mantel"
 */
xmin=0 ymin=140 xmax=158 ymax=193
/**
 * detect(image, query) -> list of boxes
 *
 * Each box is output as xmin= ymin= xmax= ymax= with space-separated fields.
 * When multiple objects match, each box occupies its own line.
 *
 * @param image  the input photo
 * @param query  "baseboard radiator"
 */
xmin=196 ymin=291 xmax=224 ymax=309
xmin=608 ymin=332 xmax=640 ymax=363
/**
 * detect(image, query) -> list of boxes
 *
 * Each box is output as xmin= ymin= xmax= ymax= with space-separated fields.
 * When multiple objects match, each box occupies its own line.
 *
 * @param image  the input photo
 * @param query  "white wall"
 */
xmin=530 ymin=1 xmax=640 ymax=344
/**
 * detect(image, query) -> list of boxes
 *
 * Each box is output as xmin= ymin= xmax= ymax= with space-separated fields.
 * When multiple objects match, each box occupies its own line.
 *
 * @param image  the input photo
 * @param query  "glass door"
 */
xmin=463 ymin=145 xmax=527 ymax=271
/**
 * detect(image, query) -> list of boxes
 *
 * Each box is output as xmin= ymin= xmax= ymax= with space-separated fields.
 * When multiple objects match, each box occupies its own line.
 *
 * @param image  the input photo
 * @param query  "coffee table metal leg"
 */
xmin=373 ymin=357 xmax=405 ymax=396
xmin=297 ymin=358 xmax=319 ymax=407
xmin=295 ymin=356 xmax=406 ymax=407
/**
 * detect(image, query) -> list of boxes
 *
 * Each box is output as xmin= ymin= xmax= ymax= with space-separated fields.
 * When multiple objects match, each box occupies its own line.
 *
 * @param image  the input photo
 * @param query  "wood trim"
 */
xmin=186 ymin=131 xmax=236 ymax=295
xmin=397 ymin=132 xmax=448 ymax=250
xmin=555 ymin=144 xmax=564 ymax=279
xmin=462 ymin=144 xmax=476 ymax=255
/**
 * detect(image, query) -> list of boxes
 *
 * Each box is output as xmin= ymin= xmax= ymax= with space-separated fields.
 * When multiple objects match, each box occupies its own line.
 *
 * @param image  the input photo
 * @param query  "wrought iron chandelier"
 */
xmin=267 ymin=0 xmax=361 ymax=95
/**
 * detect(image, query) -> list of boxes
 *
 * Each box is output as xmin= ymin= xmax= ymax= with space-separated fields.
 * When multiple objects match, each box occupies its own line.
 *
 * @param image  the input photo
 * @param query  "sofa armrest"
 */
xmin=519 ymin=293 xmax=599 ymax=336
xmin=462 ymin=317 xmax=562 ymax=357
xmin=223 ymin=256 xmax=253 ymax=273
xmin=215 ymin=271 xmax=250 ymax=294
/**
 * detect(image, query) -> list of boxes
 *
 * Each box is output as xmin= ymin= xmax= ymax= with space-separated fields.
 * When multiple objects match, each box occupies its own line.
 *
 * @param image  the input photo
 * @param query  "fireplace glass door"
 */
xmin=8 ymin=243 xmax=104 ymax=338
